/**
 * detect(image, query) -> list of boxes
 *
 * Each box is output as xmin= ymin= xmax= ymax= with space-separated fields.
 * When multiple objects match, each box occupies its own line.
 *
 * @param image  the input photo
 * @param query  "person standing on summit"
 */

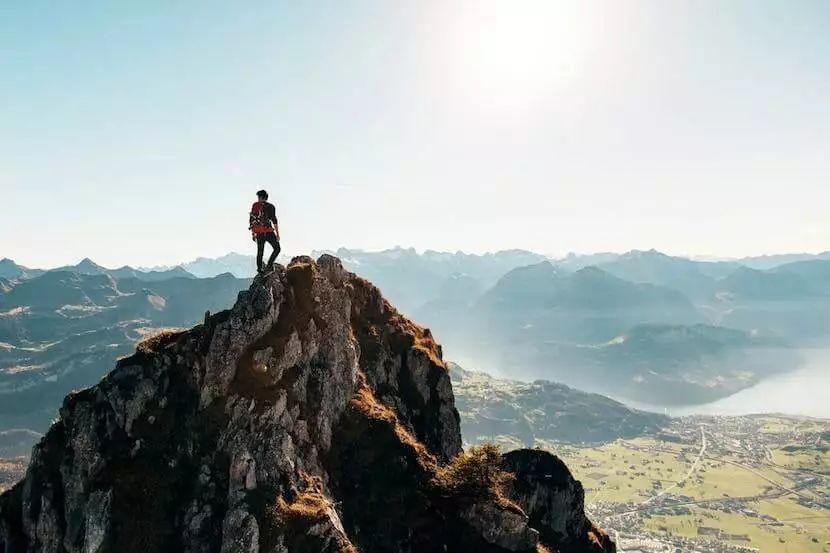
xmin=249 ymin=189 xmax=281 ymax=274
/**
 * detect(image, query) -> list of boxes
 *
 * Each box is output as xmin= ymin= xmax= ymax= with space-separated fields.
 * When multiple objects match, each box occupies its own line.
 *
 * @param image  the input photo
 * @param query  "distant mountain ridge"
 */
xmin=51 ymin=257 xmax=195 ymax=282
xmin=593 ymin=249 xmax=737 ymax=298
xmin=0 ymin=259 xmax=43 ymax=281
xmin=10 ymin=247 xmax=830 ymax=282
xmin=423 ymin=258 xmax=804 ymax=404
xmin=554 ymin=248 xmax=830 ymax=273
xmin=737 ymin=250 xmax=830 ymax=270
xmin=450 ymin=363 xmax=666 ymax=447
xmin=480 ymin=261 xmax=697 ymax=314
xmin=315 ymin=247 xmax=548 ymax=314
xmin=0 ymin=269 xmax=249 ymax=434
xmin=4 ymin=246 xmax=829 ymax=419
xmin=1 ymin=257 xmax=195 ymax=282
xmin=140 ymin=252 xmax=256 ymax=278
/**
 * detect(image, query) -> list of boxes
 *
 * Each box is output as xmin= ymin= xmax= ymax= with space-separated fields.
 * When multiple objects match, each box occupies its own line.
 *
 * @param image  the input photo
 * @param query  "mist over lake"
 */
xmin=623 ymin=348 xmax=830 ymax=418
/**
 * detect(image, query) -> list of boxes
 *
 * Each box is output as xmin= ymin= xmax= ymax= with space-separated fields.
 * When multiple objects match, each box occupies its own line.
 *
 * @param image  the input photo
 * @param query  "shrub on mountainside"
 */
xmin=433 ymin=442 xmax=509 ymax=499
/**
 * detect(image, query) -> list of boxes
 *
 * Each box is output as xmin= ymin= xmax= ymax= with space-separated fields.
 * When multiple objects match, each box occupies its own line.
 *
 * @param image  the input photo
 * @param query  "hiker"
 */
xmin=249 ymin=189 xmax=281 ymax=274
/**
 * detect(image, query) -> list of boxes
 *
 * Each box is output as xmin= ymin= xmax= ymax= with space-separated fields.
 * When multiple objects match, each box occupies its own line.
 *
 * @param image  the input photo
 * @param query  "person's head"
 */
xmin=256 ymin=189 xmax=268 ymax=201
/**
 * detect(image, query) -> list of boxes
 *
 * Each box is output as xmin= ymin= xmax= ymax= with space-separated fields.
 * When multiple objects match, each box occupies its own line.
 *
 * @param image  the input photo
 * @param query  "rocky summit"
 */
xmin=0 ymin=255 xmax=613 ymax=553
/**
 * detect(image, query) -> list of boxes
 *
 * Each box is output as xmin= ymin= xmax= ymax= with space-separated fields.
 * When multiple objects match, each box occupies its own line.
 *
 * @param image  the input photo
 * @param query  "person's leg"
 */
xmin=265 ymin=232 xmax=280 ymax=268
xmin=256 ymin=235 xmax=266 ymax=272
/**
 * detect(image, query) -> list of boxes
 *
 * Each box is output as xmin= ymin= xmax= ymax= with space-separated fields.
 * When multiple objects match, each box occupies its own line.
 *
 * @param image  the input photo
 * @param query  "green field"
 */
xmin=643 ymin=501 xmax=830 ymax=553
xmin=538 ymin=415 xmax=830 ymax=552
xmin=771 ymin=447 xmax=830 ymax=474
xmin=543 ymin=438 xmax=692 ymax=504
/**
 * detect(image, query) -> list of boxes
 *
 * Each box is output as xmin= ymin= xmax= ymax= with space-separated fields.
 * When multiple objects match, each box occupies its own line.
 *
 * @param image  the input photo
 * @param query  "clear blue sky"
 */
xmin=1 ymin=0 xmax=828 ymax=268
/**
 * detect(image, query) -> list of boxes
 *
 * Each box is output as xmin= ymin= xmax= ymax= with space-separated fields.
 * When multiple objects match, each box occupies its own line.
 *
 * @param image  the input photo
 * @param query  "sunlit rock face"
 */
xmin=0 ymin=255 xmax=613 ymax=553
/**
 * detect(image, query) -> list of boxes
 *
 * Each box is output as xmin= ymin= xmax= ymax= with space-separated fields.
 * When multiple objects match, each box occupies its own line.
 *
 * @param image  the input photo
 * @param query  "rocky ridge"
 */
xmin=0 ymin=255 xmax=613 ymax=553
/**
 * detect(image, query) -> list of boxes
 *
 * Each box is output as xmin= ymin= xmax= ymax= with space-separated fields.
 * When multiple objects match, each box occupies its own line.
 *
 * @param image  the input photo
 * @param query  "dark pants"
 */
xmin=256 ymin=232 xmax=280 ymax=271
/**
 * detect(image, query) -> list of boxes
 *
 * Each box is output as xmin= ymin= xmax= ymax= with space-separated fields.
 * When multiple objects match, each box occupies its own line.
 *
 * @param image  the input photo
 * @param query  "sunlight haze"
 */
xmin=2 ymin=0 xmax=828 ymax=268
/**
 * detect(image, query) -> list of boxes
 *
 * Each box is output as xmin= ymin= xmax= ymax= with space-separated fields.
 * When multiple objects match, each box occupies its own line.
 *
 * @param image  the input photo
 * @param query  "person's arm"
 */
xmin=269 ymin=204 xmax=280 ymax=239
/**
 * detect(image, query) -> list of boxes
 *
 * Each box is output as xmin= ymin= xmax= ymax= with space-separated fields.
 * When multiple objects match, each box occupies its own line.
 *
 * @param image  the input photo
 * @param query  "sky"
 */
xmin=1 ymin=0 xmax=828 ymax=269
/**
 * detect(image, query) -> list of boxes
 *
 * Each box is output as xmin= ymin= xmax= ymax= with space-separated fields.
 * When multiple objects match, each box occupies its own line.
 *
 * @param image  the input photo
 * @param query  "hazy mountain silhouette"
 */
xmin=5 ymin=247 xmax=829 ymax=424
xmin=737 ymin=250 xmax=830 ymax=270
xmin=0 ymin=270 xmax=249 ymax=433
xmin=144 ymin=252 xmax=272 ymax=278
xmin=709 ymin=262 xmax=830 ymax=344
xmin=557 ymin=249 xmax=830 ymax=272
xmin=474 ymin=262 xmax=700 ymax=343
xmin=593 ymin=249 xmax=736 ymax=298
xmin=554 ymin=251 xmax=622 ymax=271
xmin=320 ymin=247 xmax=548 ymax=314
xmin=0 ymin=259 xmax=43 ymax=281
xmin=769 ymin=259 xmax=830 ymax=294
xmin=48 ymin=257 xmax=195 ymax=282
xmin=410 ymin=258 xmax=818 ymax=404
xmin=179 ymin=252 xmax=258 ymax=278
xmin=716 ymin=266 xmax=820 ymax=301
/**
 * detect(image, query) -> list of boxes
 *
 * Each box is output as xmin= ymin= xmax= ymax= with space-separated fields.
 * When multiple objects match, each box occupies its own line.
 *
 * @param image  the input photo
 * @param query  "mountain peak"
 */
xmin=76 ymin=257 xmax=101 ymax=268
xmin=0 ymin=258 xmax=39 ymax=280
xmin=624 ymin=248 xmax=664 ymax=258
xmin=0 ymin=254 xmax=613 ymax=552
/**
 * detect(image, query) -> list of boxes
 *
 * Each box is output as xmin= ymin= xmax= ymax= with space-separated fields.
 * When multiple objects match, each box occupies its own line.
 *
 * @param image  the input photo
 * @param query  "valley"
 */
xmin=579 ymin=415 xmax=829 ymax=552
xmin=455 ymin=369 xmax=830 ymax=552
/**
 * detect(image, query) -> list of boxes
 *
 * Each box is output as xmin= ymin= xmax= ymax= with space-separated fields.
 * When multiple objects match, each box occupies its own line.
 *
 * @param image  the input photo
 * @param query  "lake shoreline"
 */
xmin=616 ymin=349 xmax=830 ymax=419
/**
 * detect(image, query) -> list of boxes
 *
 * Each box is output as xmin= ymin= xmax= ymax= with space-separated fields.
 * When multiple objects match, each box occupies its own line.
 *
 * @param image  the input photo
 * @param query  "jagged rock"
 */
xmin=502 ymin=449 xmax=615 ymax=553
xmin=459 ymin=502 xmax=539 ymax=550
xmin=0 ymin=255 xmax=613 ymax=553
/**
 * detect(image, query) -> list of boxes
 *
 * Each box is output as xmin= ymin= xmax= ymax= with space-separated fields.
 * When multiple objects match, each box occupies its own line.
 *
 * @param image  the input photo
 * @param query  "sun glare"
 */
xmin=446 ymin=0 xmax=595 ymax=110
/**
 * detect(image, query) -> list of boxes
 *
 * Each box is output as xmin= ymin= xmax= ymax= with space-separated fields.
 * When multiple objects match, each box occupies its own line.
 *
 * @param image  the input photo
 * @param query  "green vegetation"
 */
xmin=643 ymin=503 xmax=830 ymax=553
xmin=771 ymin=447 xmax=830 ymax=474
xmin=543 ymin=438 xmax=690 ymax=504
xmin=433 ymin=443 xmax=509 ymax=499
xmin=537 ymin=415 xmax=829 ymax=551
xmin=452 ymin=364 xmax=666 ymax=446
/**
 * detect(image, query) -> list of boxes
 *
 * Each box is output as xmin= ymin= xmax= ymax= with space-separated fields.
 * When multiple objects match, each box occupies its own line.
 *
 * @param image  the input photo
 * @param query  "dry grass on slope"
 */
xmin=433 ymin=442 xmax=510 ymax=500
xmin=135 ymin=328 xmax=185 ymax=354
xmin=271 ymin=491 xmax=334 ymax=525
xmin=350 ymin=373 xmax=439 ymax=471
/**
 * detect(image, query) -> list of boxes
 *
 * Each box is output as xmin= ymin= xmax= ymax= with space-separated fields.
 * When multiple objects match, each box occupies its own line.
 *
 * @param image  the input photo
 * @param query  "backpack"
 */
xmin=249 ymin=202 xmax=271 ymax=230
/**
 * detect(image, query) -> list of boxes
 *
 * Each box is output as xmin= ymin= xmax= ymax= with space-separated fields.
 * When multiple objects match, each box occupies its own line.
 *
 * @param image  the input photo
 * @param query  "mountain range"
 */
xmin=422 ymin=252 xmax=827 ymax=403
xmin=0 ymin=257 xmax=194 ymax=283
xmin=14 ymin=247 xmax=830 ymax=283
xmin=144 ymin=252 xmax=261 ymax=279
xmin=2 ymin=246 xmax=828 ymax=430
xmin=0 ymin=267 xmax=248 ymax=433
xmin=143 ymin=247 xmax=830 ymax=318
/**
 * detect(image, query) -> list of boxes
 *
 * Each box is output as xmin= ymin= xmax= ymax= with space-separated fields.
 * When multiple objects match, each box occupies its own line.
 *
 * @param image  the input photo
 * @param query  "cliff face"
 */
xmin=0 ymin=255 xmax=613 ymax=553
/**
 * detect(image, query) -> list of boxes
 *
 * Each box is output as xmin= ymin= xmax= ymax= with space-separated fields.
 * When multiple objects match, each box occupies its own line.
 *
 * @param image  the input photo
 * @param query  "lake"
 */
xmin=622 ymin=349 xmax=830 ymax=419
